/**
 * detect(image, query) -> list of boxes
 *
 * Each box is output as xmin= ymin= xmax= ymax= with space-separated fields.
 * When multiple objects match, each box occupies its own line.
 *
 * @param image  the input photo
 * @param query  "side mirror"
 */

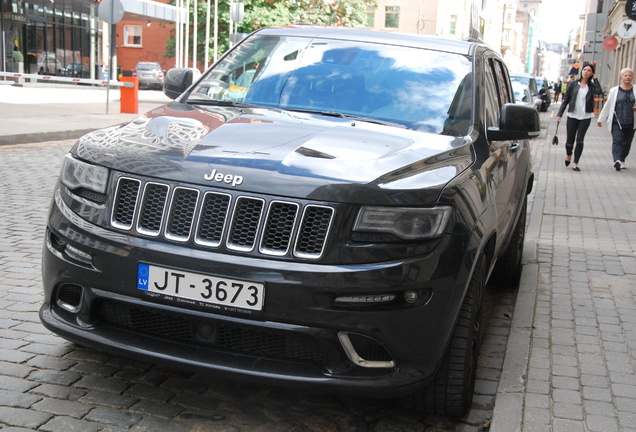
xmin=488 ymin=103 xmax=540 ymax=140
xmin=163 ymin=68 xmax=196 ymax=100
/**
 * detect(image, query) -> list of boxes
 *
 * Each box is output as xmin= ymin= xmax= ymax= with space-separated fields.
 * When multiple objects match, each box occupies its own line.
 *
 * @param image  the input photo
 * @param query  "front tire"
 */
xmin=408 ymin=256 xmax=485 ymax=417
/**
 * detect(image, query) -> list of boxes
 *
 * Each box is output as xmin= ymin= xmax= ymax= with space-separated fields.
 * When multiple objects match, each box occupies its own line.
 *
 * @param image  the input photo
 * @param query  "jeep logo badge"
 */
xmin=204 ymin=169 xmax=244 ymax=187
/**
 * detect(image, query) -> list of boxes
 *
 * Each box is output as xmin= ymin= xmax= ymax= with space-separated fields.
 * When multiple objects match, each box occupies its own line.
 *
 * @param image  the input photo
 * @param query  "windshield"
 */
xmin=512 ymin=83 xmax=527 ymax=102
xmin=187 ymin=35 xmax=474 ymax=136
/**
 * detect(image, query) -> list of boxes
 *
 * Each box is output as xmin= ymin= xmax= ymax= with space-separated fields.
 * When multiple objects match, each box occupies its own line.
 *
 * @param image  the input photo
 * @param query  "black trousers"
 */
xmin=565 ymin=116 xmax=592 ymax=164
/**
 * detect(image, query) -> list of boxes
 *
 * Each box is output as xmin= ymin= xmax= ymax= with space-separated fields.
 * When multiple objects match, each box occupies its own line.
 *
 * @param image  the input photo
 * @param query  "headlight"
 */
xmin=353 ymin=206 xmax=451 ymax=240
xmin=60 ymin=154 xmax=109 ymax=194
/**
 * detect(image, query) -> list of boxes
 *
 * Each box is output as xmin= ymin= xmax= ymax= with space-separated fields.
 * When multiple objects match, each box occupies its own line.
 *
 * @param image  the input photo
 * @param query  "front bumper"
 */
xmin=40 ymin=186 xmax=472 ymax=397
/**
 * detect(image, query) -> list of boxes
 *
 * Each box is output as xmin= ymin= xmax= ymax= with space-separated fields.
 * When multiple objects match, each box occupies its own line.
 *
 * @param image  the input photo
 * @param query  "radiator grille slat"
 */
xmin=166 ymin=188 xmax=199 ymax=241
xmin=227 ymin=197 xmax=264 ymax=251
xmin=111 ymin=176 xmax=334 ymax=259
xmin=196 ymin=192 xmax=231 ymax=247
xmin=138 ymin=183 xmax=169 ymax=235
xmin=112 ymin=178 xmax=141 ymax=229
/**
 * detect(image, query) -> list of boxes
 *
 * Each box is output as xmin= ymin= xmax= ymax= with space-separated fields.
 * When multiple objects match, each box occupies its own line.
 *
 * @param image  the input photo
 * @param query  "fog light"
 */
xmin=334 ymin=294 xmax=396 ymax=304
xmin=404 ymin=290 xmax=419 ymax=304
xmin=65 ymin=244 xmax=93 ymax=265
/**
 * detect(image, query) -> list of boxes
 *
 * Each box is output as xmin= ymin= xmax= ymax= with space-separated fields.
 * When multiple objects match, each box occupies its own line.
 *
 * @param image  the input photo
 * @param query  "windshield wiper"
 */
xmin=287 ymin=109 xmax=409 ymax=129
xmin=186 ymin=99 xmax=253 ymax=108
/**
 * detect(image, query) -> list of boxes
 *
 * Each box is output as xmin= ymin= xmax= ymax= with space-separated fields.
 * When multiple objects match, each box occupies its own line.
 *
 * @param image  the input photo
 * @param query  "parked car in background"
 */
xmin=510 ymin=72 xmax=542 ymax=111
xmin=512 ymin=82 xmax=535 ymax=109
xmin=61 ymin=63 xmax=90 ymax=78
xmin=36 ymin=57 xmax=63 ymax=75
xmin=133 ymin=61 xmax=164 ymax=89
xmin=40 ymin=26 xmax=540 ymax=418
xmin=535 ymin=76 xmax=552 ymax=112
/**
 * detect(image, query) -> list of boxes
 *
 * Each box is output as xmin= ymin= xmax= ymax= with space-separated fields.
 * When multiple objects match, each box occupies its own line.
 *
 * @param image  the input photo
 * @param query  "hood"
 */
xmin=74 ymin=102 xmax=473 ymax=205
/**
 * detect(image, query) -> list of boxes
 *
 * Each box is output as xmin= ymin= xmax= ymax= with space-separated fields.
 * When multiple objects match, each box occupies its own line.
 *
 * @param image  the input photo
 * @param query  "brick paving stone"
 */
xmin=170 ymin=392 xmax=221 ymax=411
xmin=73 ymin=374 xmax=131 ymax=394
xmin=125 ymin=383 xmax=177 ymax=402
xmin=553 ymin=402 xmax=584 ymax=421
xmin=0 ymin=376 xmax=39 ymax=393
xmin=27 ymin=355 xmax=77 ymax=371
xmin=84 ymin=406 xmax=143 ymax=428
xmin=78 ymin=390 xmax=139 ymax=409
xmin=129 ymin=398 xmax=184 ymax=418
xmin=38 ymin=416 xmax=103 ymax=432
xmin=31 ymin=397 xmax=92 ymax=418
xmin=30 ymin=383 xmax=87 ymax=401
xmin=0 ymin=347 xmax=36 ymax=364
xmin=29 ymin=369 xmax=82 ymax=386
xmin=586 ymin=415 xmax=619 ymax=432
xmin=134 ymin=416 xmax=193 ymax=432
xmin=0 ymin=389 xmax=41 ymax=408
xmin=0 ymin=406 xmax=53 ymax=429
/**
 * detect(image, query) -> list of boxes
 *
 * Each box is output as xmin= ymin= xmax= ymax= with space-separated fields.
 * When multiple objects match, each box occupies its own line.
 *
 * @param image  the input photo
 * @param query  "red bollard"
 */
xmin=120 ymin=77 xmax=139 ymax=114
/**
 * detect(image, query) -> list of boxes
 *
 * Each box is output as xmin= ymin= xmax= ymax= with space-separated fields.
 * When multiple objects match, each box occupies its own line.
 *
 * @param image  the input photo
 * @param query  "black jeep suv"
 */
xmin=40 ymin=26 xmax=539 ymax=417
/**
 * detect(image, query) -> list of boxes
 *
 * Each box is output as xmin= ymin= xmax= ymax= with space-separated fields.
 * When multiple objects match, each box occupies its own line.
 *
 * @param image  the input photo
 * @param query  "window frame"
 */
xmin=384 ymin=6 xmax=400 ymax=28
xmin=123 ymin=25 xmax=143 ymax=48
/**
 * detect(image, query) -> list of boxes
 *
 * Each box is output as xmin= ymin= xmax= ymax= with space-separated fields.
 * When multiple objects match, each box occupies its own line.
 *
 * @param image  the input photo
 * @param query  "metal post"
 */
xmin=205 ymin=0 xmax=211 ymax=69
xmin=192 ymin=0 xmax=197 ymax=70
xmin=214 ymin=0 xmax=218 ymax=62
xmin=184 ymin=0 xmax=190 ymax=67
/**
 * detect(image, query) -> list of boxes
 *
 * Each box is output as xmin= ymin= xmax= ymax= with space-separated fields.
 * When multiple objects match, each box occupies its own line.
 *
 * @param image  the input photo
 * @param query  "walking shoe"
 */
xmin=621 ymin=161 xmax=625 ymax=169
xmin=614 ymin=161 xmax=621 ymax=171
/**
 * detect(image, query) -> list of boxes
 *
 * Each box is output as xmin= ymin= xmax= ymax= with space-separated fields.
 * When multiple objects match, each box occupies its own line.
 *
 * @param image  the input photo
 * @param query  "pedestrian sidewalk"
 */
xmin=492 ymin=105 xmax=636 ymax=431
xmin=0 ymin=82 xmax=171 ymax=145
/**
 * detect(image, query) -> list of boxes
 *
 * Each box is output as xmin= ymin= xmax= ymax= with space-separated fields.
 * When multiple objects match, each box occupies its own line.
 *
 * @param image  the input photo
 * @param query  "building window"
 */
xmin=385 ymin=6 xmax=400 ymax=28
xmin=450 ymin=14 xmax=457 ymax=35
xmin=124 ymin=25 xmax=142 ymax=47
xmin=366 ymin=5 xmax=376 ymax=27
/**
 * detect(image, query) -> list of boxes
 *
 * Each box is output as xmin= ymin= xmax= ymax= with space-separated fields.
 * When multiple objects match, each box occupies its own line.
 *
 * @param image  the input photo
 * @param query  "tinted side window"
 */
xmin=493 ymin=60 xmax=512 ymax=105
xmin=484 ymin=59 xmax=500 ymax=128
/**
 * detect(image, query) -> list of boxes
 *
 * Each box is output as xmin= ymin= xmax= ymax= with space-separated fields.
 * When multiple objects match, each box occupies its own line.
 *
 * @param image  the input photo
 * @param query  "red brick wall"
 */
xmin=116 ymin=0 xmax=176 ymax=73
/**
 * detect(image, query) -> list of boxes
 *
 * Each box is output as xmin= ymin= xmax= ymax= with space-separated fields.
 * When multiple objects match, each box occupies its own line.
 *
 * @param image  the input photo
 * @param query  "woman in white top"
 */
xmin=556 ymin=63 xmax=602 ymax=172
xmin=597 ymin=68 xmax=636 ymax=171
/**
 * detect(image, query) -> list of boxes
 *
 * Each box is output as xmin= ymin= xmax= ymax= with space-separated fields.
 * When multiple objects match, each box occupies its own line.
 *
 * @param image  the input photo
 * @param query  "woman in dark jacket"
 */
xmin=557 ymin=63 xmax=602 ymax=171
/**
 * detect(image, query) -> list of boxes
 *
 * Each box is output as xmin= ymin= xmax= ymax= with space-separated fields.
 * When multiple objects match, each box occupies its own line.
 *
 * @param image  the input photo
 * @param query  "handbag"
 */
xmin=552 ymin=122 xmax=559 ymax=145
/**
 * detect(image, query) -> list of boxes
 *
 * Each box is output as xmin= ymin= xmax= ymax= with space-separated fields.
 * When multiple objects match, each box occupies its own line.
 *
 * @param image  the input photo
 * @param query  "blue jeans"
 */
xmin=611 ymin=121 xmax=635 ymax=163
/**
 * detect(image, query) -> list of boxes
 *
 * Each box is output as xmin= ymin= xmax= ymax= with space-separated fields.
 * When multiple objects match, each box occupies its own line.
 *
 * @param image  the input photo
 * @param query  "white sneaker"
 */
xmin=614 ymin=161 xmax=622 ymax=171
xmin=621 ymin=161 xmax=625 ymax=169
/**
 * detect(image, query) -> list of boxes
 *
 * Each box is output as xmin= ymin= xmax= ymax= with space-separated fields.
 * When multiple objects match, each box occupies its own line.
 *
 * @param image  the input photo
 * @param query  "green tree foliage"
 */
xmin=165 ymin=0 xmax=370 ymax=68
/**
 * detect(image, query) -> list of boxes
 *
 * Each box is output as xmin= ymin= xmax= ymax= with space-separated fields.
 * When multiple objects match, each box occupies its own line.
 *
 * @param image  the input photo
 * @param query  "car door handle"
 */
xmin=510 ymin=141 xmax=520 ymax=153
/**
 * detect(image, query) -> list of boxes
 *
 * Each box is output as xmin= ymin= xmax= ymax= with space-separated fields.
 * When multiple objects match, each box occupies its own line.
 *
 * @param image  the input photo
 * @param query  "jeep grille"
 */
xmin=110 ymin=177 xmax=334 ymax=259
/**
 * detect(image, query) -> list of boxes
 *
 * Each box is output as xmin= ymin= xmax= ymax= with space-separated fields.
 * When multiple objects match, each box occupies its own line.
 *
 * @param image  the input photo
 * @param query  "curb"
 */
xmin=489 ymin=107 xmax=552 ymax=431
xmin=0 ymin=130 xmax=94 ymax=146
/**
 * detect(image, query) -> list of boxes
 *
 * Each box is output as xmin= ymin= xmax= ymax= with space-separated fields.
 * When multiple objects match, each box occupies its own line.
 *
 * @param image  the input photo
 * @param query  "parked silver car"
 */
xmin=133 ymin=61 xmax=164 ymax=89
xmin=510 ymin=72 xmax=542 ymax=112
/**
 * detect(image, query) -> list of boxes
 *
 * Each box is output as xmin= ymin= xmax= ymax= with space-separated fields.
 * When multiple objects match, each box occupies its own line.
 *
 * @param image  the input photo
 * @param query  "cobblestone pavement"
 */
xmin=0 ymin=139 xmax=518 ymax=431
xmin=524 ymin=115 xmax=636 ymax=431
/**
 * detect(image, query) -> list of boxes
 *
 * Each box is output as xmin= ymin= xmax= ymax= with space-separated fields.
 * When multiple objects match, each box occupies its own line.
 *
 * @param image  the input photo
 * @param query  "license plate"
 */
xmin=137 ymin=263 xmax=264 ymax=311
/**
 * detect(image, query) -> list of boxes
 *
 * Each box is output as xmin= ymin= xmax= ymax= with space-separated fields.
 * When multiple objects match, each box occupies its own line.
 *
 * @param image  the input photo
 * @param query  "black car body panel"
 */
xmin=40 ymin=26 xmax=539 ymax=413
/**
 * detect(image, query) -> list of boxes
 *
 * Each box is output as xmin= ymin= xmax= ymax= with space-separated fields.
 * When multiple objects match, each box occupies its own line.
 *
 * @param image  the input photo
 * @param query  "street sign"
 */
xmin=98 ymin=0 xmax=125 ymax=24
xmin=626 ymin=0 xmax=636 ymax=20
xmin=603 ymin=35 xmax=619 ymax=50
xmin=230 ymin=2 xmax=244 ymax=22
xmin=616 ymin=20 xmax=636 ymax=40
